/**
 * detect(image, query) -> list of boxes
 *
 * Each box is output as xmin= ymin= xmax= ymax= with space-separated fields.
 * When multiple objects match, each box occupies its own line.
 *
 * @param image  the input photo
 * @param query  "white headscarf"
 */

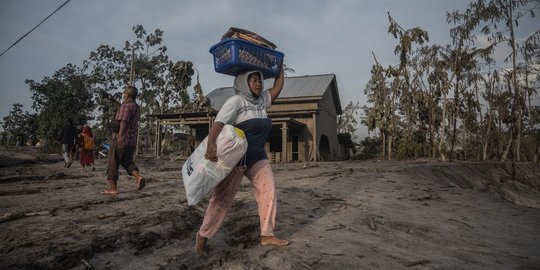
xmin=233 ymin=70 xmax=264 ymax=103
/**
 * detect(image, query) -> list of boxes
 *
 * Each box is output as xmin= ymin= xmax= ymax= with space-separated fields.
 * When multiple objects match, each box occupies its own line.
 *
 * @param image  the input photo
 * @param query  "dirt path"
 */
xmin=1 ymin=148 xmax=539 ymax=269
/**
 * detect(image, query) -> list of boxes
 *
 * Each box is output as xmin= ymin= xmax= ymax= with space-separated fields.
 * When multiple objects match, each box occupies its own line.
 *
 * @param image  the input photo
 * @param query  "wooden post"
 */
xmin=154 ymin=118 xmax=161 ymax=158
xmin=311 ymin=113 xmax=319 ymax=162
xmin=281 ymin=122 xmax=288 ymax=163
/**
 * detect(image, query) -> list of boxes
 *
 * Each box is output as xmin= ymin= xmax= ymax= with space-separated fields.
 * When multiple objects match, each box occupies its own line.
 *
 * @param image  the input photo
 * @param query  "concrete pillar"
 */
xmin=311 ymin=113 xmax=318 ymax=162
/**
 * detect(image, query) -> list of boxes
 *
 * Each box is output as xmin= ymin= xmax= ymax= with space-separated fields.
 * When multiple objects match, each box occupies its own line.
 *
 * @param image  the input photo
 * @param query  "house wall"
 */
xmin=170 ymin=76 xmax=343 ymax=162
xmin=302 ymin=114 xmax=316 ymax=161
xmin=284 ymin=124 xmax=309 ymax=162
xmin=267 ymin=91 xmax=341 ymax=162
xmin=268 ymin=100 xmax=319 ymax=113
xmin=317 ymin=86 xmax=340 ymax=160
xmin=183 ymin=91 xmax=341 ymax=162
xmin=266 ymin=115 xmax=314 ymax=163
xmin=268 ymin=99 xmax=320 ymax=162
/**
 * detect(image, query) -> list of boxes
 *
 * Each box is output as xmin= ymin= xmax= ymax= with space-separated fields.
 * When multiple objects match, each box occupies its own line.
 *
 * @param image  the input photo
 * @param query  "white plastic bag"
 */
xmin=181 ymin=124 xmax=247 ymax=205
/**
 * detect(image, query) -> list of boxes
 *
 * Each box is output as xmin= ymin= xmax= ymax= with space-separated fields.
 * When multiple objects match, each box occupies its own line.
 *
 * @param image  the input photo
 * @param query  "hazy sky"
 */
xmin=0 ymin=0 xmax=537 ymax=136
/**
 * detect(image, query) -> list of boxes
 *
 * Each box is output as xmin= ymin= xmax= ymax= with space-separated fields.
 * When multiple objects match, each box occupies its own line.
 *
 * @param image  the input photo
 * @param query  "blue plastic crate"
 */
xmin=209 ymin=38 xmax=284 ymax=79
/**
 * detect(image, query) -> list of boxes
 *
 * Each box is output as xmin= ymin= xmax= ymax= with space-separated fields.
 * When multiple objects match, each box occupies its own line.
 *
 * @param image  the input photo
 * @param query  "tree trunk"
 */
xmin=160 ymin=95 xmax=166 ymax=114
xmin=429 ymin=101 xmax=436 ymax=159
xmin=447 ymin=41 xmax=463 ymax=161
xmin=381 ymin=131 xmax=386 ymax=160
xmin=525 ymin=50 xmax=533 ymax=163
xmin=387 ymin=134 xmax=393 ymax=161
xmin=438 ymin=92 xmax=447 ymax=161
xmin=388 ymin=93 xmax=397 ymax=162
xmin=388 ymin=112 xmax=395 ymax=162
xmin=508 ymin=3 xmax=521 ymax=162
xmin=534 ymin=131 xmax=539 ymax=164
xmin=450 ymin=78 xmax=460 ymax=160
xmin=475 ymin=82 xmax=483 ymax=160
xmin=482 ymin=109 xmax=493 ymax=160
xmin=501 ymin=134 xmax=513 ymax=162
xmin=533 ymin=132 xmax=540 ymax=163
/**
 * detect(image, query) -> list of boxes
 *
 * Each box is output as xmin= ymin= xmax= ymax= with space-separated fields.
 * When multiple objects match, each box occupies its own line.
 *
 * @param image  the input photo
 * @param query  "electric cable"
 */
xmin=0 ymin=0 xmax=72 ymax=58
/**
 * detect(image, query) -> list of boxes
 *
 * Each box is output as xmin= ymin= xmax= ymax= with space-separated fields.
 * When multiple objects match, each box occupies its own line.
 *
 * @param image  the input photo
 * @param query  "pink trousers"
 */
xmin=198 ymin=159 xmax=277 ymax=238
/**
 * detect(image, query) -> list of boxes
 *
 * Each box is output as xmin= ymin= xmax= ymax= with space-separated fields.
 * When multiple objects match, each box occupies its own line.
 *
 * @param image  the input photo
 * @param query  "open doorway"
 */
xmin=319 ymin=135 xmax=330 ymax=161
xmin=292 ymin=135 xmax=299 ymax=161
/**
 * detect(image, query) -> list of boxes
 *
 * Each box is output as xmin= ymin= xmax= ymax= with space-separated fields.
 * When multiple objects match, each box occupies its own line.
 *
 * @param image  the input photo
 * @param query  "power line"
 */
xmin=0 ymin=0 xmax=72 ymax=58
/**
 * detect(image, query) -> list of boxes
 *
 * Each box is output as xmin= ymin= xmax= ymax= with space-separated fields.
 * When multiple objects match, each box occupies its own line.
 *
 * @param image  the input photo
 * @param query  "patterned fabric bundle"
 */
xmin=221 ymin=27 xmax=277 ymax=49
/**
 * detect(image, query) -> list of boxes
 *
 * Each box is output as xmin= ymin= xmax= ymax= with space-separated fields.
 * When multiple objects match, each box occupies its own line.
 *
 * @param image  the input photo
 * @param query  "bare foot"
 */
xmin=137 ymin=177 xmax=145 ymax=191
xmin=100 ymin=189 xmax=117 ymax=195
xmin=195 ymin=232 xmax=207 ymax=256
xmin=261 ymin=236 xmax=289 ymax=246
xmin=132 ymin=170 xmax=145 ymax=191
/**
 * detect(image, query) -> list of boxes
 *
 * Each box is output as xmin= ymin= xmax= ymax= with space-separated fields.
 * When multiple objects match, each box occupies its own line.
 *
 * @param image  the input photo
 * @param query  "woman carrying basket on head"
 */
xmin=195 ymin=65 xmax=289 ymax=256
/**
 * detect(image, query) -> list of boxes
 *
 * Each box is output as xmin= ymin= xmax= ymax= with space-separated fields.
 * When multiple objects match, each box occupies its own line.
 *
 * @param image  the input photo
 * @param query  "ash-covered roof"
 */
xmin=207 ymin=74 xmax=341 ymax=113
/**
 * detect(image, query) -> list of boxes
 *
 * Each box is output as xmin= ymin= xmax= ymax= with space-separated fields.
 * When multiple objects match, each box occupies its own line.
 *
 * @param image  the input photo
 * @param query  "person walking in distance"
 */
xmin=59 ymin=118 xmax=77 ymax=168
xmin=79 ymin=125 xmax=96 ymax=172
xmin=101 ymin=86 xmax=144 ymax=195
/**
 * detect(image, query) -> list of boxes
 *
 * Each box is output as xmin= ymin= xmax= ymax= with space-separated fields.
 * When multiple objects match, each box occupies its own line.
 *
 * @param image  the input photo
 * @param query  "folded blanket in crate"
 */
xmin=221 ymin=27 xmax=276 ymax=49
xmin=181 ymin=124 xmax=248 ymax=205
